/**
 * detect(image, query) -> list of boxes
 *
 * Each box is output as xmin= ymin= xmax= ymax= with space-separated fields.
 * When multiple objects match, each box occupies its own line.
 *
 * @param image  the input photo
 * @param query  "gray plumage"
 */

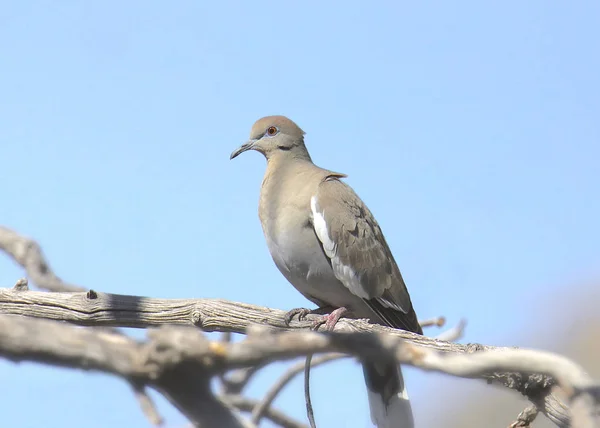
xmin=231 ymin=115 xmax=421 ymax=428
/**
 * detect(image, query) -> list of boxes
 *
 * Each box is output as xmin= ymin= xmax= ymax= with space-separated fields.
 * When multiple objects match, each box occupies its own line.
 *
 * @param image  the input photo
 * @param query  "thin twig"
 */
xmin=419 ymin=316 xmax=446 ymax=328
xmin=130 ymin=381 xmax=164 ymax=426
xmin=509 ymin=404 xmax=539 ymax=427
xmin=222 ymin=365 xmax=266 ymax=395
xmin=304 ymin=354 xmax=317 ymax=428
xmin=435 ymin=319 xmax=467 ymax=342
xmin=0 ymin=226 xmax=83 ymax=292
xmin=251 ymin=354 xmax=345 ymax=425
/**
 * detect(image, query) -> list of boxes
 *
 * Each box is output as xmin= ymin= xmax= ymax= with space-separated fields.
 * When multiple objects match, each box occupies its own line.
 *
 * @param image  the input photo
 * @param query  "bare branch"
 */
xmin=219 ymin=331 xmax=265 ymax=397
xmin=0 ymin=287 xmax=485 ymax=347
xmin=435 ymin=318 xmax=467 ymax=342
xmin=222 ymin=365 xmax=265 ymax=395
xmin=0 ymin=229 xmax=595 ymax=428
xmin=2 ymin=294 xmax=598 ymax=428
xmin=0 ymin=226 xmax=82 ymax=292
xmin=419 ymin=316 xmax=446 ymax=328
xmin=0 ymin=314 xmax=249 ymax=428
xmin=0 ymin=287 xmax=581 ymax=427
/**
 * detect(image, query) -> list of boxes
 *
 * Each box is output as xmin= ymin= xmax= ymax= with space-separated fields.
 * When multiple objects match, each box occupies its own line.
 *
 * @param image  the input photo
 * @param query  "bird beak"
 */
xmin=230 ymin=139 xmax=257 ymax=160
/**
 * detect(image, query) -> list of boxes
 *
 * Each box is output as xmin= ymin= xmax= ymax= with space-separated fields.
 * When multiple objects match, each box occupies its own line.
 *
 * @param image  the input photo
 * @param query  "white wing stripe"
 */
xmin=311 ymin=195 xmax=370 ymax=299
xmin=378 ymin=298 xmax=404 ymax=312
xmin=310 ymin=195 xmax=337 ymax=255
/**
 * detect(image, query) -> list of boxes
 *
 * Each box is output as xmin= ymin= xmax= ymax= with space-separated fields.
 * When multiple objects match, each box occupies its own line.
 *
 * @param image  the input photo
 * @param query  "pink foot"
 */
xmin=312 ymin=307 xmax=348 ymax=331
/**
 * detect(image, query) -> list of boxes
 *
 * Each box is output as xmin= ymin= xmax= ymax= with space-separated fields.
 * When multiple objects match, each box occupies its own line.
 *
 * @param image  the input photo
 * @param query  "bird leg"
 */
xmin=284 ymin=308 xmax=311 ymax=325
xmin=283 ymin=305 xmax=337 ymax=326
xmin=311 ymin=307 xmax=348 ymax=331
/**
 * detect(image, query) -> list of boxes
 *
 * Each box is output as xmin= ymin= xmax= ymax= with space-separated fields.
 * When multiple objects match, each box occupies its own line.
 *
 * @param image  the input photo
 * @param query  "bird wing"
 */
xmin=310 ymin=175 xmax=422 ymax=334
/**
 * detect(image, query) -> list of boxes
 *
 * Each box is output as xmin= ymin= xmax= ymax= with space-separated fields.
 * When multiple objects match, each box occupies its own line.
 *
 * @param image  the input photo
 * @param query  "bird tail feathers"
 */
xmin=364 ymin=364 xmax=414 ymax=428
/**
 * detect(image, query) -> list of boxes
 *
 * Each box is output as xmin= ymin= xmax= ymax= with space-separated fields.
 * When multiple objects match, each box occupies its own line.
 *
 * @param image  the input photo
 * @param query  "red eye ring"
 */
xmin=267 ymin=126 xmax=278 ymax=136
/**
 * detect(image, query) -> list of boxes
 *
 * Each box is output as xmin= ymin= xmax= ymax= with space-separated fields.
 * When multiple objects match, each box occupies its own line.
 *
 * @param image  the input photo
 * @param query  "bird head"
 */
xmin=230 ymin=115 xmax=308 ymax=160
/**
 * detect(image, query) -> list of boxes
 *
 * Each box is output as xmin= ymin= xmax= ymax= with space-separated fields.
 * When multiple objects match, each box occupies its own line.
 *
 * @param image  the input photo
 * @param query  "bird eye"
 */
xmin=266 ymin=126 xmax=278 ymax=136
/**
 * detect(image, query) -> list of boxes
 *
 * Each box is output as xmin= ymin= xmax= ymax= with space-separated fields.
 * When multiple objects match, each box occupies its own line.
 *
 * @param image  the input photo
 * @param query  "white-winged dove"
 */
xmin=231 ymin=116 xmax=422 ymax=428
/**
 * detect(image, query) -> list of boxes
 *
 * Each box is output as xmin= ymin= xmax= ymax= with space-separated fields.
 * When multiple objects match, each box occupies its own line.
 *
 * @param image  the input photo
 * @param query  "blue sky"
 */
xmin=1 ymin=1 xmax=599 ymax=427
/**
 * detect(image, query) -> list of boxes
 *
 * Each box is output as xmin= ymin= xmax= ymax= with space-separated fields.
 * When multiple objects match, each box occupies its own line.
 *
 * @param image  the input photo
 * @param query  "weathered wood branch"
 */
xmin=0 ymin=226 xmax=83 ymax=292
xmin=1 ymin=226 xmax=598 ymax=428
xmin=0 ymin=287 xmax=597 ymax=427
xmin=0 ymin=312 xmax=250 ymax=428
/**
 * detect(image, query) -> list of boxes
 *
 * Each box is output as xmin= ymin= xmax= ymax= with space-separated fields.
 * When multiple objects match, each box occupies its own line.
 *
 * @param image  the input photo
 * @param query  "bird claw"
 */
xmin=310 ymin=317 xmax=328 ymax=331
xmin=284 ymin=306 xmax=348 ymax=330
xmin=312 ymin=307 xmax=348 ymax=331
xmin=284 ymin=308 xmax=312 ymax=326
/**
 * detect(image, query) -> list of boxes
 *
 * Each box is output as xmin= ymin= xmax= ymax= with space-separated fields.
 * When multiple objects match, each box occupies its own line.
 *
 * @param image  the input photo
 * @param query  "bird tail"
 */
xmin=363 ymin=362 xmax=414 ymax=428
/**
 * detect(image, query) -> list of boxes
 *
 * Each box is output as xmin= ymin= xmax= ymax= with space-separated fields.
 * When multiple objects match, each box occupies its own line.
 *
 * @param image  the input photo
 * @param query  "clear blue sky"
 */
xmin=1 ymin=1 xmax=599 ymax=427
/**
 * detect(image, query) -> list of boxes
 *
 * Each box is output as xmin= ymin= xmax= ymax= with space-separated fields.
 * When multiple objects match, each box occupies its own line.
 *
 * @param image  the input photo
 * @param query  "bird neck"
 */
xmin=265 ymin=144 xmax=312 ymax=164
xmin=261 ymin=149 xmax=315 ymax=197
